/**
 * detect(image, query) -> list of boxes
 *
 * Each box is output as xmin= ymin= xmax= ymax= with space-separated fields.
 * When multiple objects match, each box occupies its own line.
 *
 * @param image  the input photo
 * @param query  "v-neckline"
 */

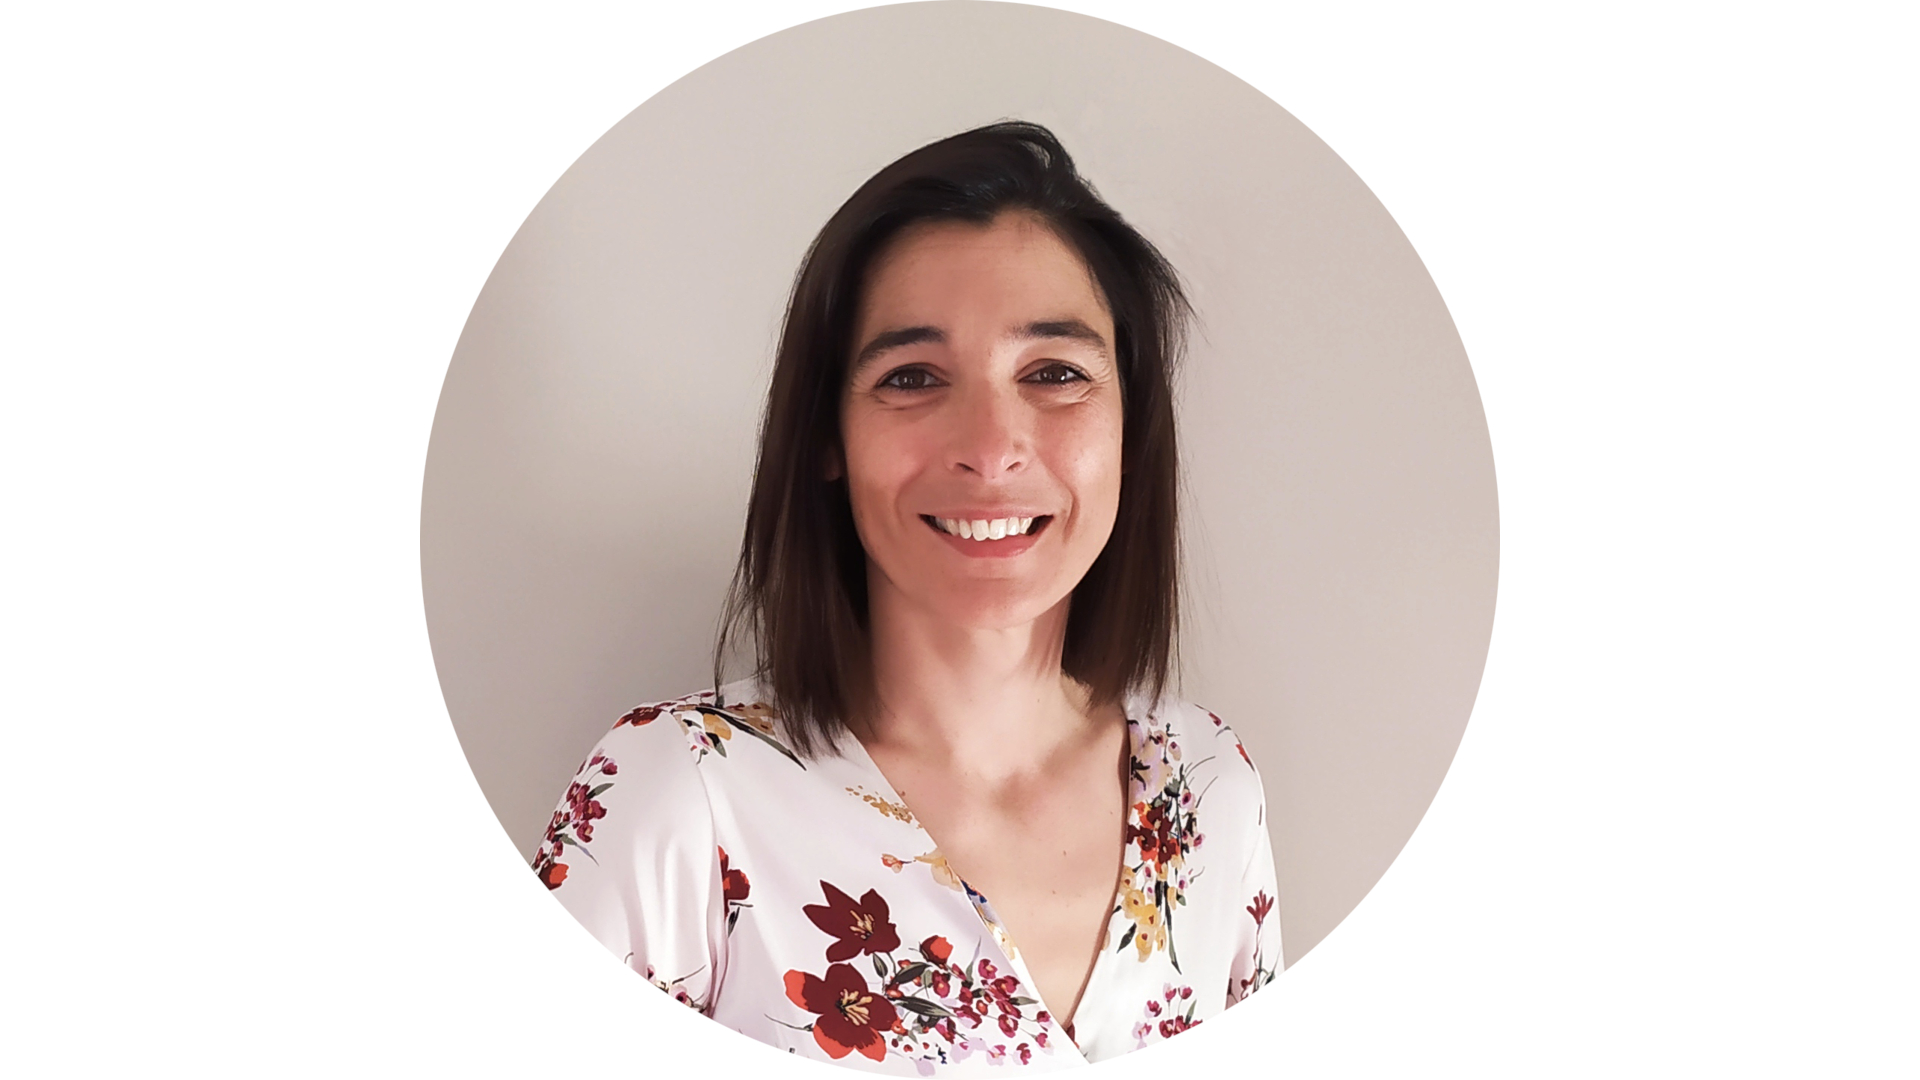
xmin=837 ymin=699 xmax=1147 ymax=1057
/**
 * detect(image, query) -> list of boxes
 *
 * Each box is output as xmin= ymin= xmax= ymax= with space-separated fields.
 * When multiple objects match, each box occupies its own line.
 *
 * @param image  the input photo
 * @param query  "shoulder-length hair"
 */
xmin=715 ymin=120 xmax=1190 ymax=756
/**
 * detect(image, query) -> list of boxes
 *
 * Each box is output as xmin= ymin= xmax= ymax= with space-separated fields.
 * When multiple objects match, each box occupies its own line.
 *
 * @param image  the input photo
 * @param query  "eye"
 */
xmin=877 ymin=366 xmax=942 ymax=392
xmin=1023 ymin=362 xmax=1089 ymax=386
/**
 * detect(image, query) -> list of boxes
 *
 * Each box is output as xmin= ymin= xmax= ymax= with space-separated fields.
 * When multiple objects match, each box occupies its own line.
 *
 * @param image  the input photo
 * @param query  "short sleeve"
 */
xmin=1225 ymin=749 xmax=1283 ymax=1006
xmin=532 ymin=703 xmax=730 ymax=1012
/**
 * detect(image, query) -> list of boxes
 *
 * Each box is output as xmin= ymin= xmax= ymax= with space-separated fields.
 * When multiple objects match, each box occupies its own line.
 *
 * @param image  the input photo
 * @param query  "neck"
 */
xmin=859 ymin=571 xmax=1100 ymax=783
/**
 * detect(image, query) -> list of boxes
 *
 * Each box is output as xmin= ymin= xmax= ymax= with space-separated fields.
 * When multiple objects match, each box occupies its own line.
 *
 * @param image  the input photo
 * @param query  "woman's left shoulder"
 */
xmin=1135 ymin=698 xmax=1268 ymax=824
xmin=1149 ymin=698 xmax=1262 ymax=773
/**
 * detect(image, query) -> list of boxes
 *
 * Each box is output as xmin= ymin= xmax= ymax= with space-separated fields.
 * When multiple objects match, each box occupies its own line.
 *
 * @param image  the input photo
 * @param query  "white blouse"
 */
xmin=535 ymin=680 xmax=1280 ymax=1073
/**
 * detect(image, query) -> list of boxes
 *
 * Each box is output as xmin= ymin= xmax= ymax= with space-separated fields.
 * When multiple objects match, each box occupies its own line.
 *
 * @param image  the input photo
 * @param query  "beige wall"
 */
xmin=421 ymin=1 xmax=1497 ymax=967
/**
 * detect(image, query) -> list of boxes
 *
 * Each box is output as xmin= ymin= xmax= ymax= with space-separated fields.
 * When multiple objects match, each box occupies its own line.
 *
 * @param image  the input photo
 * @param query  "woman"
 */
xmin=534 ymin=122 xmax=1280 ymax=1072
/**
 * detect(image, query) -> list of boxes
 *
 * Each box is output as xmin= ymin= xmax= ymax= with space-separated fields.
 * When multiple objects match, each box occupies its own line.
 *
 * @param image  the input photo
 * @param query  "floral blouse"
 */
xmin=535 ymin=680 xmax=1280 ymax=1073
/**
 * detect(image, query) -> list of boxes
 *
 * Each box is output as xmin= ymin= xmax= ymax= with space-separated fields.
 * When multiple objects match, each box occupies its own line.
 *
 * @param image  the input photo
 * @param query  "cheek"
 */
xmin=841 ymin=413 xmax=920 ymax=530
xmin=1056 ymin=406 xmax=1126 ymax=524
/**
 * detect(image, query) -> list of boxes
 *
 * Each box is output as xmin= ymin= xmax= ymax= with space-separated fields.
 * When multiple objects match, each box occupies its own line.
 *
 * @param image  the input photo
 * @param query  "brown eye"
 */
xmin=1024 ymin=362 xmax=1088 ymax=385
xmin=878 ymin=366 xmax=940 ymax=391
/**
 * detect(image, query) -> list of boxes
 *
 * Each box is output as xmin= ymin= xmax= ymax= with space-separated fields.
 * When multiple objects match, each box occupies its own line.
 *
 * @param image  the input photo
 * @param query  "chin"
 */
xmin=925 ymin=584 xmax=1071 ymax=633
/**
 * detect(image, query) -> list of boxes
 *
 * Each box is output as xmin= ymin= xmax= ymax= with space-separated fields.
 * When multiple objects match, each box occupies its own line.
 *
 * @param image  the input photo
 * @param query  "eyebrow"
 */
xmin=851 ymin=318 xmax=1110 ymax=371
xmin=852 ymin=325 xmax=945 ymax=368
xmin=1013 ymin=318 xmax=1109 ymax=352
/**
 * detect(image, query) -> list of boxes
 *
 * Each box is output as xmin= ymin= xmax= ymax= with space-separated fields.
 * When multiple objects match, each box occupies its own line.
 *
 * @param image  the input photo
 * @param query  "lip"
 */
xmin=920 ymin=508 xmax=1052 ymax=520
xmin=919 ymin=512 xmax=1054 ymax=558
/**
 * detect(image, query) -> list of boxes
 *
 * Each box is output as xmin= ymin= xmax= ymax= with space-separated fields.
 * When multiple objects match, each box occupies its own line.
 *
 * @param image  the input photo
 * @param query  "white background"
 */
xmin=3 ymin=2 xmax=1913 ymax=1076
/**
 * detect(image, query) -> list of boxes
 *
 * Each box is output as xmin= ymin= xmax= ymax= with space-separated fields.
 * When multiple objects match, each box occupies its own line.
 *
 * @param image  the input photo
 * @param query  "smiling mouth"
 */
xmin=921 ymin=515 xmax=1052 ymax=542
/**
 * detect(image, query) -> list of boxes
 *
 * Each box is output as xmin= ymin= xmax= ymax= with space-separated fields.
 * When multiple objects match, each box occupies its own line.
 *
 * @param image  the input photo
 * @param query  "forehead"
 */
xmin=857 ymin=213 xmax=1111 ymax=329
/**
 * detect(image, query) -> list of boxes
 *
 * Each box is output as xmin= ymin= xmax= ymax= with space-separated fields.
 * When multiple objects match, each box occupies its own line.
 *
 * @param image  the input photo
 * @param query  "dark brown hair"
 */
xmin=715 ymin=120 xmax=1190 ymax=756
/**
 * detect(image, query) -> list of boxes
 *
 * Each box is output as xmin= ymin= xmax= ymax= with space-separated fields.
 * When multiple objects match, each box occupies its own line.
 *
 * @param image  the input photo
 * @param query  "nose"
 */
xmin=947 ymin=379 xmax=1029 ymax=480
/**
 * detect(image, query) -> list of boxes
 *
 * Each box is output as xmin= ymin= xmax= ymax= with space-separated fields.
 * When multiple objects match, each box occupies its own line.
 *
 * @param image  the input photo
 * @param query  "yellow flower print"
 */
xmin=880 ymin=848 xmax=963 ymax=891
xmin=1133 ymin=908 xmax=1166 ymax=961
xmin=700 ymin=712 xmax=733 ymax=741
xmin=733 ymin=702 xmax=777 ymax=736
xmin=846 ymin=786 xmax=917 ymax=824
xmin=1119 ymin=885 xmax=1169 ymax=960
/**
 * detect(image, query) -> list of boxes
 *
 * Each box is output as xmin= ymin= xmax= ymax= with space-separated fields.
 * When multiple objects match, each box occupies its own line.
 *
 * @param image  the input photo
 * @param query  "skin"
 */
xmin=838 ymin=211 xmax=1128 ymax=1030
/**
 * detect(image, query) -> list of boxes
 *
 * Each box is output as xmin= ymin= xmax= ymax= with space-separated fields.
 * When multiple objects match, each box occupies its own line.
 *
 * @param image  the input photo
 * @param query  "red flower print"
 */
xmin=1248 ymin=890 xmax=1275 ymax=928
xmin=531 ymin=753 xmax=614 ymax=891
xmin=784 ymin=964 xmax=899 ymax=1062
xmin=919 ymin=934 xmax=952 ymax=965
xmin=1139 ymin=987 xmax=1201 ymax=1044
xmin=719 ymin=847 xmax=751 ymax=905
xmin=1158 ymin=1015 xmax=1198 ymax=1039
xmin=804 ymin=882 xmax=901 ymax=961
xmin=564 ymin=781 xmax=608 ymax=842
xmin=616 ymin=704 xmax=664 ymax=727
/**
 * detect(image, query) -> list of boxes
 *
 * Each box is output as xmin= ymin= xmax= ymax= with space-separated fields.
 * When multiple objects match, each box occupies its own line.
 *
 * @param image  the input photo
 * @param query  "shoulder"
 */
xmin=1177 ymin=699 xmax=1262 ymax=779
xmin=1129 ymin=695 xmax=1269 ymax=822
xmin=1132 ymin=696 xmax=1263 ymax=777
xmin=538 ymin=681 xmax=809 ymax=895
xmin=593 ymin=680 xmax=809 ymax=772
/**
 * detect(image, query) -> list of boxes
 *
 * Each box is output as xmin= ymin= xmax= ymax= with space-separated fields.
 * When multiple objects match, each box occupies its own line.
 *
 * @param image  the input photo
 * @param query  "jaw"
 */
xmin=865 ymin=560 xmax=1077 ymax=639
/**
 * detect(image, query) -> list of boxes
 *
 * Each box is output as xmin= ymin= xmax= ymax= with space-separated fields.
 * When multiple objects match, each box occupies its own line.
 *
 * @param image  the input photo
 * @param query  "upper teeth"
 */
xmin=934 ymin=516 xmax=1036 ymax=541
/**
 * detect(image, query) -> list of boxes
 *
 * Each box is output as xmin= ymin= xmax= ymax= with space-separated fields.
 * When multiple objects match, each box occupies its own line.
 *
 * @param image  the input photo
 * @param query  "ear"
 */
xmin=824 ymin=445 xmax=844 ymax=481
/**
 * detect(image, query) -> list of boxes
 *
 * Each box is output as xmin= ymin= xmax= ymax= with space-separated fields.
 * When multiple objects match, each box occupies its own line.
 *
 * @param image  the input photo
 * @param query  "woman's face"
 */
xmin=841 ymin=212 xmax=1123 ymax=632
